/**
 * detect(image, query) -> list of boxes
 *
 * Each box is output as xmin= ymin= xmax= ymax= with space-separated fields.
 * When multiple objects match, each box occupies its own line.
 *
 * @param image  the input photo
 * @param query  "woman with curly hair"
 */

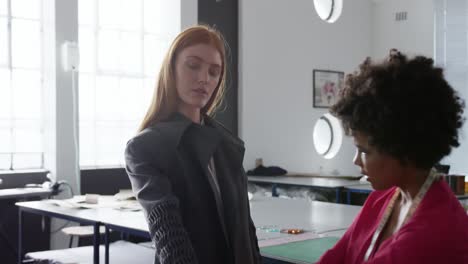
xmin=317 ymin=49 xmax=468 ymax=264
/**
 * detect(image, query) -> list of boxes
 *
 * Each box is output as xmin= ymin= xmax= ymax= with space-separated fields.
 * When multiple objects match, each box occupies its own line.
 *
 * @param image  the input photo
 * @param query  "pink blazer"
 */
xmin=317 ymin=180 xmax=468 ymax=264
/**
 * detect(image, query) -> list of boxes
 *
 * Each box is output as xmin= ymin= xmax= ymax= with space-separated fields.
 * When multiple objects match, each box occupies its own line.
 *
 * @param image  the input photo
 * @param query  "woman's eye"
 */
xmin=209 ymin=68 xmax=220 ymax=77
xmin=356 ymin=149 xmax=367 ymax=158
xmin=187 ymin=61 xmax=200 ymax=69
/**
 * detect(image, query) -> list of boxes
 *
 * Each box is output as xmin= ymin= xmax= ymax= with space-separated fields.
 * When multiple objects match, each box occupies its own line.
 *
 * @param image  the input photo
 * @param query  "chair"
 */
xmin=61 ymin=225 xmax=107 ymax=248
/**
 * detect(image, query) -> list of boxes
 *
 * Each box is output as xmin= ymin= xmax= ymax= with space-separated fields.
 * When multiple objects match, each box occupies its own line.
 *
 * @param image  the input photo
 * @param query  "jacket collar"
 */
xmin=152 ymin=112 xmax=219 ymax=165
xmin=156 ymin=111 xmax=244 ymax=153
xmin=144 ymin=111 xmax=197 ymax=154
xmin=203 ymin=115 xmax=244 ymax=150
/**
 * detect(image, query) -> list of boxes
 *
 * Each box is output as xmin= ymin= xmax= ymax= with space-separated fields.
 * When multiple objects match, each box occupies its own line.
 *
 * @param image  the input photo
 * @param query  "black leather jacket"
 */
xmin=125 ymin=112 xmax=261 ymax=264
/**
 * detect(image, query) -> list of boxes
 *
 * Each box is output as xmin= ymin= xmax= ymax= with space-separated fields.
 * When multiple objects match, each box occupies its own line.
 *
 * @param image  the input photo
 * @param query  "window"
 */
xmin=78 ymin=0 xmax=180 ymax=167
xmin=434 ymin=0 xmax=468 ymax=175
xmin=0 ymin=0 xmax=44 ymax=170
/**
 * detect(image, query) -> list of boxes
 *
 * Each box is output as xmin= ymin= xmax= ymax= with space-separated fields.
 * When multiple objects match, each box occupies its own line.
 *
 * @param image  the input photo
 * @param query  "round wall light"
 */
xmin=313 ymin=0 xmax=343 ymax=23
xmin=313 ymin=113 xmax=343 ymax=159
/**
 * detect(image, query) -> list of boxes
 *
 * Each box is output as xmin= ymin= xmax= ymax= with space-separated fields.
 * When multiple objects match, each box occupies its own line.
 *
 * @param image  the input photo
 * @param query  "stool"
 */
xmin=61 ymin=225 xmax=107 ymax=248
xmin=25 ymin=240 xmax=155 ymax=264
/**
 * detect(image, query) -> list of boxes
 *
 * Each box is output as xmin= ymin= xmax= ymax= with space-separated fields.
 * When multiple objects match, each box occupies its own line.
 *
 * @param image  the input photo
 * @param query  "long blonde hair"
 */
xmin=138 ymin=25 xmax=228 ymax=132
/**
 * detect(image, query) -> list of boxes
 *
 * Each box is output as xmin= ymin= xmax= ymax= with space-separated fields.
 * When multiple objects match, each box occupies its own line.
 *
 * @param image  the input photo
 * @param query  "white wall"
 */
xmin=371 ymin=0 xmax=434 ymax=59
xmin=43 ymin=0 xmax=81 ymax=250
xmin=239 ymin=0 xmax=439 ymax=176
xmin=239 ymin=0 xmax=372 ymax=176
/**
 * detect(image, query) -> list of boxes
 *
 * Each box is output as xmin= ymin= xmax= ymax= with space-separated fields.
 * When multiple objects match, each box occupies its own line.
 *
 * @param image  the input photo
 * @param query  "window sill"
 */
xmin=80 ymin=165 xmax=125 ymax=171
xmin=0 ymin=169 xmax=49 ymax=176
xmin=0 ymin=169 xmax=49 ymax=189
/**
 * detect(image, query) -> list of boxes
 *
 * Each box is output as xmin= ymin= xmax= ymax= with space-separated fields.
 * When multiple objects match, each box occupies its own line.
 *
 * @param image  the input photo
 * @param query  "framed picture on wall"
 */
xmin=313 ymin=69 xmax=345 ymax=108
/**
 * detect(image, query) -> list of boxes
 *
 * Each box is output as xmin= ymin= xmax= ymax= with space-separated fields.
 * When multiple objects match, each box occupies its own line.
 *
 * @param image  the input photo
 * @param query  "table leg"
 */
xmin=17 ymin=209 xmax=23 ymax=264
xmin=105 ymin=226 xmax=110 ymax=264
xmin=335 ymin=188 xmax=341 ymax=203
xmin=93 ymin=224 xmax=101 ymax=264
xmin=272 ymin=184 xmax=278 ymax=197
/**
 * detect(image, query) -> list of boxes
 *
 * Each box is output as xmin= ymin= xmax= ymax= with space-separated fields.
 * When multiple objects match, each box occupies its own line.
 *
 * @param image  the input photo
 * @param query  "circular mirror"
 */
xmin=313 ymin=0 xmax=343 ymax=23
xmin=313 ymin=113 xmax=343 ymax=159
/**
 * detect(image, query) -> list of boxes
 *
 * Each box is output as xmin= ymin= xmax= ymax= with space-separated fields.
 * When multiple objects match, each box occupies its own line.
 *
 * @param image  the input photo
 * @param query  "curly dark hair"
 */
xmin=331 ymin=50 xmax=465 ymax=169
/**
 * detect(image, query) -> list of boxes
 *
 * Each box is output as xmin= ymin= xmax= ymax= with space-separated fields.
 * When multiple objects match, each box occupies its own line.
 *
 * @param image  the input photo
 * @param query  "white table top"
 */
xmin=344 ymin=184 xmax=374 ymax=192
xmin=250 ymin=196 xmax=361 ymax=240
xmin=17 ymin=200 xmax=102 ymax=225
xmin=248 ymin=175 xmax=366 ymax=188
xmin=17 ymin=196 xmax=361 ymax=230
xmin=93 ymin=208 xmax=147 ymax=233
xmin=345 ymin=183 xmax=468 ymax=201
xmin=17 ymin=195 xmax=362 ymax=248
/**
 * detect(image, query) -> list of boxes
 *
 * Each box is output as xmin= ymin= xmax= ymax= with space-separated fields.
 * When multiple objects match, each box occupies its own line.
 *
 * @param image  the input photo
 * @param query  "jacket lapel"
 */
xmin=152 ymin=112 xmax=193 ymax=149
xmin=160 ymin=112 xmax=244 ymax=252
xmin=185 ymin=124 xmax=233 ymax=250
xmin=204 ymin=115 xmax=245 ymax=164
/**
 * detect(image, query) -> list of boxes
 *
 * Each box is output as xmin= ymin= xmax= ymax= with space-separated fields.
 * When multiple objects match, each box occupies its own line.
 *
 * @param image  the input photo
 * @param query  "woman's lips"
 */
xmin=193 ymin=88 xmax=208 ymax=95
xmin=361 ymin=173 xmax=370 ymax=181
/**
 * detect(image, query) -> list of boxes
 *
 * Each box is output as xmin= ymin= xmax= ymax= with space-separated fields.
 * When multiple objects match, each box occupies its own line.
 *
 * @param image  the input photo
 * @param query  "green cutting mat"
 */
xmin=260 ymin=236 xmax=340 ymax=263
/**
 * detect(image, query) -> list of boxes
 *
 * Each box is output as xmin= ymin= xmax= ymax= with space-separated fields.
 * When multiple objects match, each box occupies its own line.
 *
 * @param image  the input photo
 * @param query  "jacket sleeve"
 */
xmin=125 ymin=136 xmax=198 ymax=264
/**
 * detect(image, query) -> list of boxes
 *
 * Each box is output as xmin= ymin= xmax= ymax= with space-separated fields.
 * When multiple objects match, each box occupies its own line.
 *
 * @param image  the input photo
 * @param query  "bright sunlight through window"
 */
xmin=0 ymin=0 xmax=44 ymax=170
xmin=78 ymin=0 xmax=180 ymax=167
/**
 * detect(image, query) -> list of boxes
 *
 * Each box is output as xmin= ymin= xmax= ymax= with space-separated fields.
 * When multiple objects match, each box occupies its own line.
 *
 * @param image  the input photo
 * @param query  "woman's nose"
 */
xmin=198 ymin=67 xmax=210 ymax=83
xmin=353 ymin=151 xmax=362 ymax=167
